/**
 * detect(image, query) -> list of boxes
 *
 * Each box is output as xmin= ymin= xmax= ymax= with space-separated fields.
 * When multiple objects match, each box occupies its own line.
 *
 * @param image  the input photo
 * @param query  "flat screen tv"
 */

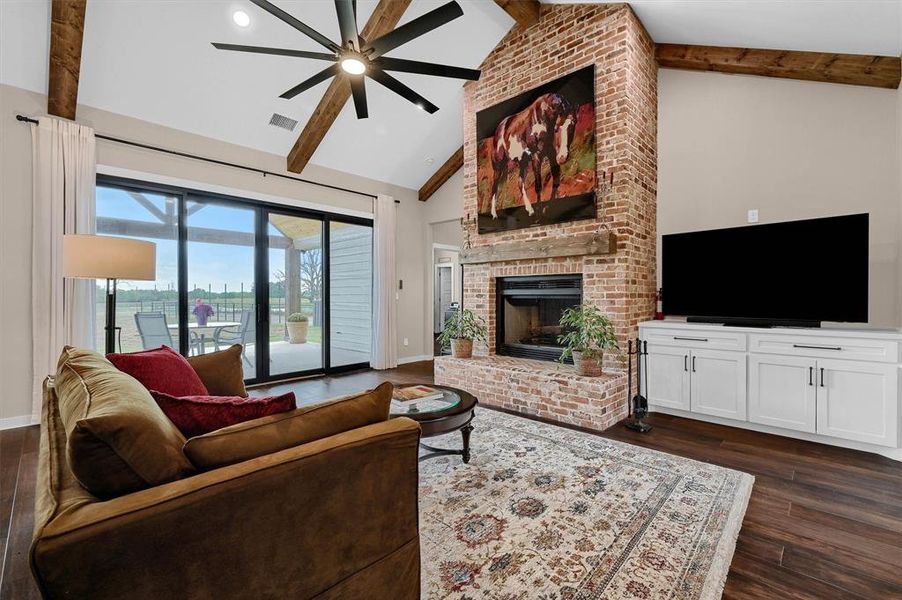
xmin=662 ymin=214 xmax=869 ymax=326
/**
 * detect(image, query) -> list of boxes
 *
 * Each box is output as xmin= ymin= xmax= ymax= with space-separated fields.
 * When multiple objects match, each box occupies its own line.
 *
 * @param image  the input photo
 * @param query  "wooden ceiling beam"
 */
xmin=47 ymin=0 xmax=88 ymax=119
xmin=419 ymin=146 xmax=463 ymax=201
xmin=286 ymin=0 xmax=412 ymax=174
xmin=493 ymin=0 xmax=541 ymax=29
xmin=656 ymin=43 xmax=901 ymax=90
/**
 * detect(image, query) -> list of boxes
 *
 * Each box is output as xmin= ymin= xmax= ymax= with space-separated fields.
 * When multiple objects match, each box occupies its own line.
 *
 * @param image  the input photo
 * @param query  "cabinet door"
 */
xmin=644 ymin=345 xmax=690 ymax=411
xmin=748 ymin=355 xmax=817 ymax=433
xmin=689 ymin=349 xmax=747 ymax=420
xmin=816 ymin=359 xmax=899 ymax=447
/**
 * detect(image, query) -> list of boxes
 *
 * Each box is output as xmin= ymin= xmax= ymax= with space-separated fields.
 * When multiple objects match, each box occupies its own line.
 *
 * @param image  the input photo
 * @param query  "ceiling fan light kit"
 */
xmin=213 ymin=0 xmax=481 ymax=119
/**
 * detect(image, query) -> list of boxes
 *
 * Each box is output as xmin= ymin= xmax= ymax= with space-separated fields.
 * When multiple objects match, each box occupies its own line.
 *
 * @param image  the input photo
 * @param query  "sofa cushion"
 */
xmin=186 ymin=344 xmax=247 ymax=397
xmin=55 ymin=346 xmax=196 ymax=498
xmin=151 ymin=391 xmax=297 ymax=438
xmin=107 ymin=346 xmax=208 ymax=397
xmin=183 ymin=382 xmax=393 ymax=469
xmin=185 ymin=383 xmax=392 ymax=469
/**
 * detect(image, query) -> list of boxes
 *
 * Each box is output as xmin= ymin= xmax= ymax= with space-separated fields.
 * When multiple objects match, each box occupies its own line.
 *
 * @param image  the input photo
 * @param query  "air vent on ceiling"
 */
xmin=268 ymin=113 xmax=298 ymax=132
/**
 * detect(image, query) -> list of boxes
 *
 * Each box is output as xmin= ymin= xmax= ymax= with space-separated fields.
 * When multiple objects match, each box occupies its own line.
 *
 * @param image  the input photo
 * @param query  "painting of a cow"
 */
xmin=476 ymin=66 xmax=595 ymax=233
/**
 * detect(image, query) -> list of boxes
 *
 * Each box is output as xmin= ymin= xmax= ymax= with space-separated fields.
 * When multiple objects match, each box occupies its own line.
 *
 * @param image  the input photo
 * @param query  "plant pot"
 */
xmin=287 ymin=321 xmax=308 ymax=344
xmin=572 ymin=351 xmax=603 ymax=377
xmin=451 ymin=338 xmax=473 ymax=358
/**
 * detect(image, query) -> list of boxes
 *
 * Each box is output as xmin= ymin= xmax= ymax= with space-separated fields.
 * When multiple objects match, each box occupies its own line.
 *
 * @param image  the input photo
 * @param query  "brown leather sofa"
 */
xmin=30 ymin=350 xmax=422 ymax=600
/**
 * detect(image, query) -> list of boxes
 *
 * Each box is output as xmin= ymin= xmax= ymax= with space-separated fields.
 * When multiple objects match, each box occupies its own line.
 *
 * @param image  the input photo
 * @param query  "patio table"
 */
xmin=167 ymin=322 xmax=241 ymax=355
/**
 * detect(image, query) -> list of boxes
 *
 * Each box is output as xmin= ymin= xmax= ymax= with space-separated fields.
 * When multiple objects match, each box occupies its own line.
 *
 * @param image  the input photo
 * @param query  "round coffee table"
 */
xmin=390 ymin=384 xmax=478 ymax=463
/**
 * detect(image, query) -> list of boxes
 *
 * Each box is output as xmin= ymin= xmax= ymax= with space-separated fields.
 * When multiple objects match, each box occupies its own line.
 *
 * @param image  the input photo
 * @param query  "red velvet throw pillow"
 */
xmin=151 ymin=391 xmax=297 ymax=438
xmin=107 ymin=346 xmax=208 ymax=397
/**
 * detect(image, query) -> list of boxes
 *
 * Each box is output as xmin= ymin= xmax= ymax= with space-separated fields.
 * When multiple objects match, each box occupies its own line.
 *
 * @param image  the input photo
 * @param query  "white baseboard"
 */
xmin=0 ymin=414 xmax=37 ymax=431
xmin=397 ymin=354 xmax=434 ymax=365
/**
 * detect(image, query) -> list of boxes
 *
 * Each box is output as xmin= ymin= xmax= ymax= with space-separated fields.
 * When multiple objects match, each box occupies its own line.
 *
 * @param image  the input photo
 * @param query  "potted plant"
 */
xmin=437 ymin=309 xmax=487 ymax=358
xmin=558 ymin=304 xmax=619 ymax=376
xmin=286 ymin=313 xmax=309 ymax=344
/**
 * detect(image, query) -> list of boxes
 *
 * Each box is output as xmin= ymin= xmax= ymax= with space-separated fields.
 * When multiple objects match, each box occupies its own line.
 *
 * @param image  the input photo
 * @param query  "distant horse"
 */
xmin=489 ymin=93 xmax=578 ymax=219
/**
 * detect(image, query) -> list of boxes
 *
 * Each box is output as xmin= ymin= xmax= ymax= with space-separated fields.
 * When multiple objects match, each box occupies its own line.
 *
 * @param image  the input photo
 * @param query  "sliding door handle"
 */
xmin=819 ymin=367 xmax=825 ymax=388
xmin=808 ymin=366 xmax=813 ymax=386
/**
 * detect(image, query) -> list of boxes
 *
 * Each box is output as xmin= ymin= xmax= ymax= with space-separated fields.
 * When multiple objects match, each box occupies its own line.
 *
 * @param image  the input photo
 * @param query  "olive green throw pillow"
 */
xmin=184 ymin=382 xmax=394 ymax=470
xmin=186 ymin=344 xmax=248 ymax=397
xmin=55 ymin=346 xmax=196 ymax=498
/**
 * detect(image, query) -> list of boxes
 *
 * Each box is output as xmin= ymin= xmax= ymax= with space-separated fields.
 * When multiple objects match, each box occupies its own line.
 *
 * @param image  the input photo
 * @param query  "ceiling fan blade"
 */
xmin=211 ymin=43 xmax=337 ymax=62
xmin=374 ymin=56 xmax=480 ymax=80
xmin=364 ymin=1 xmax=463 ymax=59
xmin=368 ymin=69 xmax=438 ymax=113
xmin=249 ymin=0 xmax=339 ymax=52
xmin=334 ymin=0 xmax=359 ymax=51
xmin=350 ymin=76 xmax=368 ymax=119
xmin=280 ymin=64 xmax=340 ymax=99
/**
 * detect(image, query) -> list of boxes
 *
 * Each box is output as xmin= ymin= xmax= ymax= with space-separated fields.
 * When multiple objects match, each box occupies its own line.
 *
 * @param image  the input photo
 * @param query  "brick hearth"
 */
xmin=438 ymin=3 xmax=657 ymax=431
xmin=435 ymin=356 xmax=629 ymax=431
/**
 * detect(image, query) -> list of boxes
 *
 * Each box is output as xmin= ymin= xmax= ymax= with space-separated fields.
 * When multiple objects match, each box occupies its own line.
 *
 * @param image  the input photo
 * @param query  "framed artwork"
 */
xmin=476 ymin=65 xmax=596 ymax=234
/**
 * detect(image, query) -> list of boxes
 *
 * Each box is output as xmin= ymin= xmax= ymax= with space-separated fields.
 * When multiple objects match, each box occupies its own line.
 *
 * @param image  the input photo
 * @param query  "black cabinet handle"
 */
xmin=820 ymin=368 xmax=825 ymax=387
xmin=692 ymin=356 xmax=696 ymax=372
xmin=674 ymin=336 xmax=709 ymax=342
xmin=793 ymin=344 xmax=842 ymax=351
xmin=808 ymin=366 xmax=813 ymax=386
xmin=684 ymin=355 xmax=688 ymax=372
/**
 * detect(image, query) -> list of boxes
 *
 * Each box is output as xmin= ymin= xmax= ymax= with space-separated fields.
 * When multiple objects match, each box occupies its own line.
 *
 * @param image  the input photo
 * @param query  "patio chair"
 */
xmin=214 ymin=309 xmax=255 ymax=366
xmin=134 ymin=312 xmax=203 ymax=355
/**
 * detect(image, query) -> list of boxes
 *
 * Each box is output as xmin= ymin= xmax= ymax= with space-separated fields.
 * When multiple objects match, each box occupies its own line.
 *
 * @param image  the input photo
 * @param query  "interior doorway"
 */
xmin=433 ymin=244 xmax=462 ymax=356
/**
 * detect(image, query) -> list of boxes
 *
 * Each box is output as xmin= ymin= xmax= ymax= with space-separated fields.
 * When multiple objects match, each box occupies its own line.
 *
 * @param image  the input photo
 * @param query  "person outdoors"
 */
xmin=192 ymin=297 xmax=215 ymax=326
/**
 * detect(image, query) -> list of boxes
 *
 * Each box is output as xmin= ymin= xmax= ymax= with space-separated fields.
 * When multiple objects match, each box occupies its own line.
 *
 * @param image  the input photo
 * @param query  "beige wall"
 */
xmin=421 ymin=169 xmax=465 ymax=353
xmin=0 ymin=83 xmax=428 ymax=424
xmin=658 ymin=69 xmax=902 ymax=327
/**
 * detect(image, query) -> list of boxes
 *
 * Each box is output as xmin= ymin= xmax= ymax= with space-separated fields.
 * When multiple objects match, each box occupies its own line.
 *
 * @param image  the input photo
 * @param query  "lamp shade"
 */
xmin=63 ymin=234 xmax=156 ymax=280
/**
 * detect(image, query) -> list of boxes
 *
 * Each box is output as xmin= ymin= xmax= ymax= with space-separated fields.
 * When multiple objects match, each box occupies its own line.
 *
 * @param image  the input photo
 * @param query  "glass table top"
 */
xmin=390 ymin=387 xmax=461 ymax=417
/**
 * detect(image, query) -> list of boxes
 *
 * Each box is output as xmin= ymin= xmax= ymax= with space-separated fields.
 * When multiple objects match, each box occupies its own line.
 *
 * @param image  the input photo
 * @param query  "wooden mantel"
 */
xmin=459 ymin=231 xmax=615 ymax=265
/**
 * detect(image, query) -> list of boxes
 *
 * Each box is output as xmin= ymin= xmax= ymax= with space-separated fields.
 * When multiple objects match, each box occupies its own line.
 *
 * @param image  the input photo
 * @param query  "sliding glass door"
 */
xmin=266 ymin=213 xmax=324 ymax=377
xmin=95 ymin=184 xmax=182 ymax=353
xmin=96 ymin=176 xmax=373 ymax=383
xmin=186 ymin=199 xmax=258 ymax=377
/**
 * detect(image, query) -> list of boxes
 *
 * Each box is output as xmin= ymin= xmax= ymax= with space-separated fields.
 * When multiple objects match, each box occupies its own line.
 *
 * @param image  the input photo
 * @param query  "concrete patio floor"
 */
xmin=198 ymin=340 xmax=369 ymax=378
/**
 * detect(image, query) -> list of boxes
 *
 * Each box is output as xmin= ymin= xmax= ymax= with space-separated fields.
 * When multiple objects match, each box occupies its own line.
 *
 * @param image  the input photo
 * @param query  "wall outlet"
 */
xmin=403 ymin=337 xmax=409 ymax=346
xmin=747 ymin=209 xmax=759 ymax=223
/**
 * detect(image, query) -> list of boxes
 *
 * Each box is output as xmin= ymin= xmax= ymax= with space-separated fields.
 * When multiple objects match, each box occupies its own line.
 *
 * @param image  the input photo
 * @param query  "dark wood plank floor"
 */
xmin=3 ymin=360 xmax=900 ymax=599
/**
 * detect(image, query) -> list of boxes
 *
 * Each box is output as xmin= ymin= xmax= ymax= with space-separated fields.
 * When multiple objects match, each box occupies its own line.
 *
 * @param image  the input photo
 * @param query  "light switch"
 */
xmin=403 ymin=337 xmax=409 ymax=346
xmin=747 ymin=209 xmax=759 ymax=223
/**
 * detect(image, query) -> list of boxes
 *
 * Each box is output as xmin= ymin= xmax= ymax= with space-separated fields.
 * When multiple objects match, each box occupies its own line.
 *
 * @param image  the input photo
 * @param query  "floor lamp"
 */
xmin=63 ymin=234 xmax=157 ymax=354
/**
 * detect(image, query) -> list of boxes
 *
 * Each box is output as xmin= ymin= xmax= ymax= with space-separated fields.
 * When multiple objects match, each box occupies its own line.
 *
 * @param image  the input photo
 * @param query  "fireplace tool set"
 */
xmin=627 ymin=339 xmax=652 ymax=432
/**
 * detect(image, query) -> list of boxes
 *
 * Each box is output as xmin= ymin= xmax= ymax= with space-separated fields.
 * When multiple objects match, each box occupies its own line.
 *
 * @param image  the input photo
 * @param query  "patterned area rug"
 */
xmin=418 ymin=409 xmax=753 ymax=599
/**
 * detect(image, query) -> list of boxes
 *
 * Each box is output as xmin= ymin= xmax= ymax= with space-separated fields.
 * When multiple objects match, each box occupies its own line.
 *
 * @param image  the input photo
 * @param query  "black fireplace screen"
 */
xmin=496 ymin=275 xmax=582 ymax=362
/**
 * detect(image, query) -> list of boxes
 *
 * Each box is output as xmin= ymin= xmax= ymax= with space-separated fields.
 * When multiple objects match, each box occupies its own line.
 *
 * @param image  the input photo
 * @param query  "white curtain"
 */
xmin=31 ymin=117 xmax=97 ymax=417
xmin=371 ymin=194 xmax=397 ymax=369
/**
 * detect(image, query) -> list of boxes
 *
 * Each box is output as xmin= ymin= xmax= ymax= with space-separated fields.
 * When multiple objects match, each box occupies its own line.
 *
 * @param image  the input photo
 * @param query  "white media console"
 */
xmin=639 ymin=320 xmax=902 ymax=460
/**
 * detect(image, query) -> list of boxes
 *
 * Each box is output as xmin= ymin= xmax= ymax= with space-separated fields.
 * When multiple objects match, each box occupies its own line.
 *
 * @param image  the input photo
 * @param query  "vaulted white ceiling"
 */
xmin=546 ymin=0 xmax=902 ymax=56
xmin=2 ymin=1 xmax=900 ymax=190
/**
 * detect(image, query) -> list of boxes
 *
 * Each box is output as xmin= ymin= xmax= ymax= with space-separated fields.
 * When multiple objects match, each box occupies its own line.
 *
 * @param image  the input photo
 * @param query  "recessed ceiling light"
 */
xmin=425 ymin=157 xmax=435 ymax=165
xmin=340 ymin=57 xmax=366 ymax=75
xmin=232 ymin=10 xmax=250 ymax=27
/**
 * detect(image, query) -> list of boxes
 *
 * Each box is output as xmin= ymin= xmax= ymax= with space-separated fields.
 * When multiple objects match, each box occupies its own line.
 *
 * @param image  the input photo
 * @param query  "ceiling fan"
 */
xmin=212 ymin=0 xmax=481 ymax=119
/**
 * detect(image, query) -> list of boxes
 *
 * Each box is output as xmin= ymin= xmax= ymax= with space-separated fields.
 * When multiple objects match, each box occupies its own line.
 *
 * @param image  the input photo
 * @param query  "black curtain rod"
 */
xmin=15 ymin=114 xmax=399 ymax=203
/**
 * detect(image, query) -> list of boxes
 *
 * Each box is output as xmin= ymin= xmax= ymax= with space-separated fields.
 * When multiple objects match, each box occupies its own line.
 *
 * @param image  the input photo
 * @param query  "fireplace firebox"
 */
xmin=496 ymin=275 xmax=582 ymax=362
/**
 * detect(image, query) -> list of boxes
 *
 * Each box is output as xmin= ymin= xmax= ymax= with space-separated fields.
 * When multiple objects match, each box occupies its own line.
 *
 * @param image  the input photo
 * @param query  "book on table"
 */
xmin=391 ymin=385 xmax=447 ymax=412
